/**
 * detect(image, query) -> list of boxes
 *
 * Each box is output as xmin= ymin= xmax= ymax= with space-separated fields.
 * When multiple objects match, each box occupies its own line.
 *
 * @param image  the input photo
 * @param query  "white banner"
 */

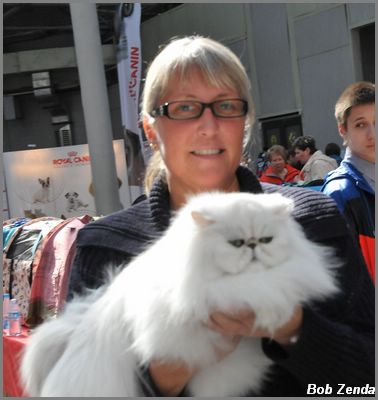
xmin=117 ymin=3 xmax=142 ymax=136
xmin=3 ymin=140 xmax=131 ymax=219
xmin=116 ymin=3 xmax=146 ymax=199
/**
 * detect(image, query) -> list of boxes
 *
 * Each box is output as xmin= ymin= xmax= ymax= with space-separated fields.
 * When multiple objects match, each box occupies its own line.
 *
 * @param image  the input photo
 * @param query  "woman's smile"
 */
xmin=190 ymin=148 xmax=225 ymax=156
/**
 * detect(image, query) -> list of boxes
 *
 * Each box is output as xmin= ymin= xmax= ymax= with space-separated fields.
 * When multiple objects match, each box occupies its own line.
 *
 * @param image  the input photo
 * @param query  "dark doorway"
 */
xmin=359 ymin=23 xmax=374 ymax=83
xmin=260 ymin=113 xmax=303 ymax=150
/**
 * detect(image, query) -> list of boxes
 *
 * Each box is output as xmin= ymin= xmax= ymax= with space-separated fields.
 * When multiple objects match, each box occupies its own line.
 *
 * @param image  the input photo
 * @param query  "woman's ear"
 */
xmin=143 ymin=116 xmax=157 ymax=143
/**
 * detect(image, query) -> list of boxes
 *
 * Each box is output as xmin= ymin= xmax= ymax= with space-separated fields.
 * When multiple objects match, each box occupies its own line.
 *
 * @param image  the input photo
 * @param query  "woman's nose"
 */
xmin=197 ymin=107 xmax=219 ymax=135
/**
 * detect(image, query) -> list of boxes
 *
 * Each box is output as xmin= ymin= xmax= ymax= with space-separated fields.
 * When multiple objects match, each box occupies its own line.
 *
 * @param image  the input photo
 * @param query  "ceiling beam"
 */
xmin=4 ymin=26 xmax=74 ymax=31
xmin=4 ymin=45 xmax=116 ymax=75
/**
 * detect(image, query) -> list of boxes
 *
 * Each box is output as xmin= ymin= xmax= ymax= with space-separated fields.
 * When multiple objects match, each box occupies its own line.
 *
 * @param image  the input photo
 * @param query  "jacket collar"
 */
xmin=344 ymin=148 xmax=375 ymax=190
xmin=148 ymin=166 xmax=263 ymax=231
xmin=326 ymin=161 xmax=374 ymax=194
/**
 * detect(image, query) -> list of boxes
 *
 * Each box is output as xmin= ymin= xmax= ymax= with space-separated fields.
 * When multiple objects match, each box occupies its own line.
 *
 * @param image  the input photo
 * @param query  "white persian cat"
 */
xmin=21 ymin=192 xmax=339 ymax=397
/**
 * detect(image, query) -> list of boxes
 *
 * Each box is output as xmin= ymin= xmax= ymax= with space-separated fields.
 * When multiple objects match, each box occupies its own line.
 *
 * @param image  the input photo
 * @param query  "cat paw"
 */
xmin=253 ymin=308 xmax=292 ymax=335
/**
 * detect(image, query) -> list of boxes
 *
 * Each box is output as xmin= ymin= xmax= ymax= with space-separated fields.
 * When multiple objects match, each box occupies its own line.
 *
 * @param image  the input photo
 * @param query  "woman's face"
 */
xmin=270 ymin=154 xmax=285 ymax=172
xmin=340 ymin=103 xmax=375 ymax=163
xmin=144 ymin=70 xmax=246 ymax=206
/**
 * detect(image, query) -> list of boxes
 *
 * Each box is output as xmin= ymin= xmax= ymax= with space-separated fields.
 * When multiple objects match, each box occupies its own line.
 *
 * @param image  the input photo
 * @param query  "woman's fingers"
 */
xmin=206 ymin=306 xmax=303 ymax=343
xmin=207 ymin=310 xmax=255 ymax=337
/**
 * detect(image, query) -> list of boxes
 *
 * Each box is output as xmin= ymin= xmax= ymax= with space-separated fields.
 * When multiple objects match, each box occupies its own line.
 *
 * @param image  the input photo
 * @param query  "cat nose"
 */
xmin=248 ymin=243 xmax=256 ymax=250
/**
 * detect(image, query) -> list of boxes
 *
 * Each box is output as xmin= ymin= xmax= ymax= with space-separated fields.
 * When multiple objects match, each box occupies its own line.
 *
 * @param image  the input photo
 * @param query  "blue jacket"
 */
xmin=322 ymin=161 xmax=375 ymax=282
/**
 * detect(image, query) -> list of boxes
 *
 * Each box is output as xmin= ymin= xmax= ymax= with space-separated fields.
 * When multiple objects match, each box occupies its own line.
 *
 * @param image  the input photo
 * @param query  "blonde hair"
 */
xmin=141 ymin=35 xmax=255 ymax=194
xmin=143 ymin=151 xmax=166 ymax=195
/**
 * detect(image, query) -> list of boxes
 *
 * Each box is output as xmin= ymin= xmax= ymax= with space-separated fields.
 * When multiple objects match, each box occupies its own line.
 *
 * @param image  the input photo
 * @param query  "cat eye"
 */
xmin=228 ymin=239 xmax=245 ymax=248
xmin=259 ymin=237 xmax=273 ymax=244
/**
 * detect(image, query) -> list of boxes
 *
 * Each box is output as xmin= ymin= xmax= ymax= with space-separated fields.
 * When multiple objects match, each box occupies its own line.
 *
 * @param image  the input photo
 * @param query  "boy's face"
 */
xmin=339 ymin=103 xmax=375 ymax=163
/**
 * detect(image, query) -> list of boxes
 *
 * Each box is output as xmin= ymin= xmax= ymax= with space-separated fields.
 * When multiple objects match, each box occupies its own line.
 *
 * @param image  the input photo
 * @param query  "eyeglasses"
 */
xmin=150 ymin=99 xmax=248 ymax=120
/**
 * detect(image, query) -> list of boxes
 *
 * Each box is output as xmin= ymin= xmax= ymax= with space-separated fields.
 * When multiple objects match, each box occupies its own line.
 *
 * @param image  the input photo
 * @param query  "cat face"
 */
xmin=188 ymin=192 xmax=294 ymax=276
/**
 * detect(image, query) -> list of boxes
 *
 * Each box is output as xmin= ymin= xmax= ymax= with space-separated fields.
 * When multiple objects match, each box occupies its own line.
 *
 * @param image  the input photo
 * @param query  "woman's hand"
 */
xmin=206 ymin=306 xmax=303 ymax=346
xmin=148 ymin=334 xmax=242 ymax=396
xmin=148 ymin=307 xmax=303 ymax=396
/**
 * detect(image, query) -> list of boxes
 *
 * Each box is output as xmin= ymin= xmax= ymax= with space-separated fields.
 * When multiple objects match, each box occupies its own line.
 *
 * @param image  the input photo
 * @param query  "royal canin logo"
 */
xmin=128 ymin=46 xmax=140 ymax=100
xmin=53 ymin=151 xmax=91 ymax=166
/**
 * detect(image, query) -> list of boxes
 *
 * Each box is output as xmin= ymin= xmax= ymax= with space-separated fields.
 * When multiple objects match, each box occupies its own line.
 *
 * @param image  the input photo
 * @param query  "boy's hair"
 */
xmin=335 ymin=81 xmax=375 ymax=129
xmin=292 ymin=135 xmax=317 ymax=155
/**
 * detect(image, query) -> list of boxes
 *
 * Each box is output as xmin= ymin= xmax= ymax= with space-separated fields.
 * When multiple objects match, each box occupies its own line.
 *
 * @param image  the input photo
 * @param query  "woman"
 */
xmin=292 ymin=135 xmax=338 ymax=183
xmin=68 ymin=36 xmax=373 ymax=396
xmin=259 ymin=145 xmax=300 ymax=185
xmin=322 ymin=81 xmax=375 ymax=283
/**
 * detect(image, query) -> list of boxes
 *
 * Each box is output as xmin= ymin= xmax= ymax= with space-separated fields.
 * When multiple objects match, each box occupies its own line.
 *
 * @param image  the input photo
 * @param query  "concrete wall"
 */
xmin=293 ymin=5 xmax=354 ymax=149
xmin=288 ymin=3 xmax=374 ymax=150
xmin=139 ymin=2 xmax=374 ymax=155
xmin=141 ymin=4 xmax=246 ymax=61
xmin=248 ymin=4 xmax=298 ymax=117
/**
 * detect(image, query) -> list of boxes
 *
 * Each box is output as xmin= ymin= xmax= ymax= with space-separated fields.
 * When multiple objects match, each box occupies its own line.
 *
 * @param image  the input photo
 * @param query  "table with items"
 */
xmin=3 ymin=327 xmax=30 ymax=397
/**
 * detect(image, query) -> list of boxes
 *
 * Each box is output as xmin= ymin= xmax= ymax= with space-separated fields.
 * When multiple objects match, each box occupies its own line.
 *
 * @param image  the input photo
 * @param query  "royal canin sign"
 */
xmin=52 ymin=151 xmax=90 ymax=166
xmin=128 ymin=46 xmax=139 ymax=100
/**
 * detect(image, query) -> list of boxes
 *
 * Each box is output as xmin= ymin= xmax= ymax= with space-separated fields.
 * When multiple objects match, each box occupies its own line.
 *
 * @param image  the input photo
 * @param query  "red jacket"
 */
xmin=260 ymin=164 xmax=300 ymax=185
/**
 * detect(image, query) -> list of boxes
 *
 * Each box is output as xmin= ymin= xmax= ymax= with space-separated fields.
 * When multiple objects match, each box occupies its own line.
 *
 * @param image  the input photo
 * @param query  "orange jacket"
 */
xmin=260 ymin=164 xmax=300 ymax=185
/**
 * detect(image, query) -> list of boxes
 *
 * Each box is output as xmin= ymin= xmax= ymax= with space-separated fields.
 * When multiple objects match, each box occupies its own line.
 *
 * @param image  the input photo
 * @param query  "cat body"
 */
xmin=21 ymin=192 xmax=339 ymax=397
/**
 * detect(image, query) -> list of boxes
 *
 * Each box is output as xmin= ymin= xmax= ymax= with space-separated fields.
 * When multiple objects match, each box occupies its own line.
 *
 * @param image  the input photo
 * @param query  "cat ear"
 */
xmin=269 ymin=194 xmax=294 ymax=216
xmin=191 ymin=211 xmax=215 ymax=227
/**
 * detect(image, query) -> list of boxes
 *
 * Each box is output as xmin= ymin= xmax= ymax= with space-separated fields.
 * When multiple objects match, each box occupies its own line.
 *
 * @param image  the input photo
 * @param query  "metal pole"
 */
xmin=69 ymin=3 xmax=122 ymax=215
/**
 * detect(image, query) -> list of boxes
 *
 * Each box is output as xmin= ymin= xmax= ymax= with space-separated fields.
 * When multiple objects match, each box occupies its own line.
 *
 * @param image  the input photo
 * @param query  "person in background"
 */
xmin=255 ymin=147 xmax=269 ymax=177
xmin=292 ymin=135 xmax=338 ymax=183
xmin=67 ymin=36 xmax=373 ymax=396
xmin=287 ymin=147 xmax=302 ymax=170
xmin=259 ymin=144 xmax=300 ymax=185
xmin=325 ymin=142 xmax=342 ymax=166
xmin=322 ymin=81 xmax=375 ymax=283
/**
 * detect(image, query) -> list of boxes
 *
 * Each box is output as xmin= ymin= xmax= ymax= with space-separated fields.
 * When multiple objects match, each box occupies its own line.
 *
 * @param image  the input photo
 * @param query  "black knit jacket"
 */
xmin=67 ymin=167 xmax=374 ymax=396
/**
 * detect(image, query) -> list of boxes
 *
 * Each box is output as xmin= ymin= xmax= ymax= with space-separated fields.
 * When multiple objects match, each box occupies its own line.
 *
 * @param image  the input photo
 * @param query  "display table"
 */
xmin=3 ymin=327 xmax=30 ymax=397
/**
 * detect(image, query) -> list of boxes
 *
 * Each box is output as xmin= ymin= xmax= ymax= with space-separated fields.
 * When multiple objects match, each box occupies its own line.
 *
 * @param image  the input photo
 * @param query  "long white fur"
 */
xmin=20 ymin=192 xmax=340 ymax=397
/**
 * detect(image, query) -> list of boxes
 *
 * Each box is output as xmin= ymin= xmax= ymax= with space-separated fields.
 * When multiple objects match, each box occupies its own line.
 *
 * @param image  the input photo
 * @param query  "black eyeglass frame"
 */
xmin=150 ymin=99 xmax=248 ymax=120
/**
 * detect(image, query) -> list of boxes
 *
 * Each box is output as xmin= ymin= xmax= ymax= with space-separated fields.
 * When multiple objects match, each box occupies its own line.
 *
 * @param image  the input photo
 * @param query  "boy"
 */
xmin=322 ymin=81 xmax=375 ymax=282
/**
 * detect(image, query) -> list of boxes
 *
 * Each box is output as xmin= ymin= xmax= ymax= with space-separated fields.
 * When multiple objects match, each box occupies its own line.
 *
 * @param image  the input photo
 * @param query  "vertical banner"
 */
xmin=3 ymin=140 xmax=131 ymax=219
xmin=116 ymin=3 xmax=147 ymax=201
